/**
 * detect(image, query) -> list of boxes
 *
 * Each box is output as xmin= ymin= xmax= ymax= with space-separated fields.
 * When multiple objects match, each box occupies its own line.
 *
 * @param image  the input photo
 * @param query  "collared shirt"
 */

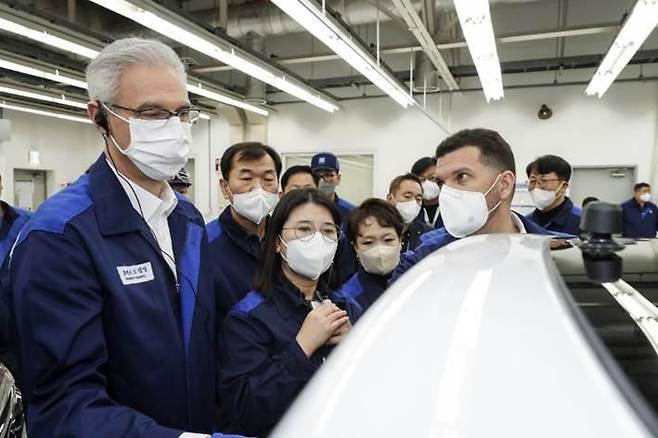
xmin=108 ymin=160 xmax=178 ymax=277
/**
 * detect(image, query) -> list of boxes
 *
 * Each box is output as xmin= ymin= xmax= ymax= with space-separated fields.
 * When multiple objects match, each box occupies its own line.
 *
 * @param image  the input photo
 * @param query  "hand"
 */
xmin=296 ymin=301 xmax=349 ymax=357
xmin=326 ymin=319 xmax=351 ymax=345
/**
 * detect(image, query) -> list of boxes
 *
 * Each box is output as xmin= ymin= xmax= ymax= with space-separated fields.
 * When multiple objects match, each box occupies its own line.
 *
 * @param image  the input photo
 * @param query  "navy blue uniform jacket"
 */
xmin=526 ymin=197 xmax=582 ymax=235
xmin=10 ymin=155 xmax=216 ymax=438
xmin=621 ymin=198 xmax=658 ymax=238
xmin=334 ymin=195 xmax=358 ymax=284
xmin=207 ymin=208 xmax=262 ymax=320
xmin=393 ymin=212 xmax=569 ymax=281
xmin=338 ymin=266 xmax=389 ymax=315
xmin=218 ymin=275 xmax=362 ymax=436
xmin=0 ymin=201 xmax=31 ymax=267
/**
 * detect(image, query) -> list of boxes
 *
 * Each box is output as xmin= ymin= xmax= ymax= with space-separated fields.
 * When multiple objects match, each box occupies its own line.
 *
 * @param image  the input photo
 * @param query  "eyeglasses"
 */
xmin=527 ymin=178 xmax=562 ymax=188
xmin=282 ymin=221 xmax=342 ymax=242
xmin=108 ymin=103 xmax=201 ymax=124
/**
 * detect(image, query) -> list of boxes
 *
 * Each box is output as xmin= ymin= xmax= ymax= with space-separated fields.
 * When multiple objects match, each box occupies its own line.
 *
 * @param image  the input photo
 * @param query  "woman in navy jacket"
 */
xmin=218 ymin=188 xmax=362 ymax=436
xmin=339 ymin=199 xmax=404 ymax=316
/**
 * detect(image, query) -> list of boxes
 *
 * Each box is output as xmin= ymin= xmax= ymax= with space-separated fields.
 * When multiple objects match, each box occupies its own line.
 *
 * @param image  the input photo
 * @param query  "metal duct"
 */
xmin=244 ymin=31 xmax=267 ymax=105
xmin=413 ymin=52 xmax=440 ymax=92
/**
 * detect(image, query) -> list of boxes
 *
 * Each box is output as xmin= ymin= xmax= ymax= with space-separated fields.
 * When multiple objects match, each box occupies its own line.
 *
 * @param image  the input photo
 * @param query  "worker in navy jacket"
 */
xmin=393 ymin=129 xmax=571 ymax=281
xmin=207 ymin=142 xmax=282 ymax=320
xmin=525 ymin=155 xmax=582 ymax=235
xmin=339 ymin=199 xmax=404 ymax=314
xmin=386 ymin=173 xmax=433 ymax=252
xmin=621 ymin=182 xmax=658 ymax=238
xmin=0 ymin=183 xmax=32 ymax=378
xmin=10 ymin=38 xmax=231 ymax=438
xmin=311 ymin=152 xmax=358 ymax=284
xmin=219 ymin=189 xmax=362 ymax=437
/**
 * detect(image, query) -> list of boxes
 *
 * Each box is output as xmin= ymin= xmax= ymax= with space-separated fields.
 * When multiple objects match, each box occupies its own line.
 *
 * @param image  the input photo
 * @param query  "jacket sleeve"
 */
xmin=11 ymin=229 xmax=183 ymax=438
xmin=218 ymin=311 xmax=318 ymax=436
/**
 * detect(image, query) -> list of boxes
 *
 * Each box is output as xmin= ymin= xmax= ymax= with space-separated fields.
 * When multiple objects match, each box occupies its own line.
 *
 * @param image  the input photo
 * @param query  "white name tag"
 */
xmin=117 ymin=262 xmax=155 ymax=285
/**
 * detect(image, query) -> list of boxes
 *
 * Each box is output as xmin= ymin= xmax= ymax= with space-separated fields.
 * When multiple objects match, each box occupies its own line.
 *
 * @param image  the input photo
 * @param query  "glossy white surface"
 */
xmin=272 ymin=234 xmax=653 ymax=438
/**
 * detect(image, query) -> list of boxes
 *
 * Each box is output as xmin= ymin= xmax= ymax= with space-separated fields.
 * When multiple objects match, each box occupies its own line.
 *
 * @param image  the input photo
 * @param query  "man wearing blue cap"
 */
xmin=311 ymin=152 xmax=354 ymax=226
xmin=311 ymin=152 xmax=357 ymax=283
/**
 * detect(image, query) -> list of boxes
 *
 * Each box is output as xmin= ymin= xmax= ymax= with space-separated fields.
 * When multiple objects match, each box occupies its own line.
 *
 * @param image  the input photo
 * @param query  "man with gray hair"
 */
xmin=9 ymin=38 xmax=233 ymax=437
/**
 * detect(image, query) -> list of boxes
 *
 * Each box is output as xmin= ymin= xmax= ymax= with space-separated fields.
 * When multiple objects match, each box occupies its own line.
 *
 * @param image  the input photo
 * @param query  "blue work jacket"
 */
xmin=621 ymin=198 xmax=658 ymax=238
xmin=526 ymin=197 xmax=582 ymax=235
xmin=218 ymin=274 xmax=362 ymax=436
xmin=10 ymin=155 xmax=216 ymax=438
xmin=338 ymin=266 xmax=389 ymax=315
xmin=207 ymin=208 xmax=263 ymax=320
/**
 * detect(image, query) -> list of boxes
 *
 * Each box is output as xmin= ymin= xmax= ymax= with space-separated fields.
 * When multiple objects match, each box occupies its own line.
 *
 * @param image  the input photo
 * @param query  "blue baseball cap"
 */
xmin=311 ymin=152 xmax=340 ymax=172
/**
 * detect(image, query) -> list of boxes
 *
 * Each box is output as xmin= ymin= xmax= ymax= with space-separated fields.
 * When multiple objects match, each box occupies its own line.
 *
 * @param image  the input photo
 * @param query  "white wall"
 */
xmin=267 ymin=81 xmax=658 ymax=200
xmin=0 ymin=109 xmax=102 ymax=201
xmin=267 ymin=98 xmax=448 ymax=199
xmin=0 ymin=108 xmax=231 ymax=222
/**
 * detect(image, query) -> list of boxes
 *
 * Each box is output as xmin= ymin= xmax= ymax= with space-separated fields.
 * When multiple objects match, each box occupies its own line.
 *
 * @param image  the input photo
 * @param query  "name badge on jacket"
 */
xmin=117 ymin=262 xmax=155 ymax=285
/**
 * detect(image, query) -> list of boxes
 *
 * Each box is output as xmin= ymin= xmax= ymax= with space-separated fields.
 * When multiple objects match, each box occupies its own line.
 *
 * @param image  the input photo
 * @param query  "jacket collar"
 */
xmin=217 ymin=207 xmax=262 ymax=258
xmin=89 ymin=154 xmax=194 ymax=237
xmin=356 ymin=266 xmax=389 ymax=302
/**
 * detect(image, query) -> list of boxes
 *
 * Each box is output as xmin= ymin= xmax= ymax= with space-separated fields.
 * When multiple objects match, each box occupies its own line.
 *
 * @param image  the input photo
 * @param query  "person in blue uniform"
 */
xmin=310 ymin=152 xmax=357 ymax=284
xmin=394 ymin=129 xmax=567 ymax=281
xmin=621 ymin=182 xmax=658 ymax=238
xmin=386 ymin=173 xmax=432 ymax=252
xmin=0 ymin=173 xmax=32 ymax=378
xmin=168 ymin=167 xmax=192 ymax=197
xmin=9 ymin=38 xmax=232 ymax=438
xmin=207 ymin=142 xmax=281 ymax=320
xmin=525 ymin=155 xmax=581 ymax=235
xmin=340 ymin=199 xmax=403 ymax=314
xmin=218 ymin=188 xmax=362 ymax=437
xmin=410 ymin=156 xmax=444 ymax=229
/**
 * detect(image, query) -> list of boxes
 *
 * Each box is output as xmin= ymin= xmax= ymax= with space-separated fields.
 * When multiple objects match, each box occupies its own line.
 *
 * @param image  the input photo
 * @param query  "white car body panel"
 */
xmin=271 ymin=234 xmax=653 ymax=438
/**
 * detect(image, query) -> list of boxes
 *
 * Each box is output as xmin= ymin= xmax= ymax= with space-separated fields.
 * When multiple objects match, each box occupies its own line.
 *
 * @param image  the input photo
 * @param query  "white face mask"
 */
xmin=439 ymin=175 xmax=503 ymax=238
xmin=422 ymin=180 xmax=441 ymax=200
xmin=396 ymin=200 xmax=422 ymax=224
xmin=318 ymin=180 xmax=337 ymax=196
xmin=105 ymin=105 xmax=190 ymax=181
xmin=640 ymin=193 xmax=652 ymax=203
xmin=358 ymin=244 xmax=401 ymax=276
xmin=280 ymin=232 xmax=338 ymax=280
xmin=530 ymin=188 xmax=557 ymax=211
xmin=230 ymin=186 xmax=279 ymax=224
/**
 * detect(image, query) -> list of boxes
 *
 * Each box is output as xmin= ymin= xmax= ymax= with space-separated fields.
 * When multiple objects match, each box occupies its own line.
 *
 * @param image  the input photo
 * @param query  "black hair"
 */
xmin=389 ymin=173 xmax=422 ymax=196
xmin=582 ymin=196 xmax=599 ymax=208
xmin=435 ymin=128 xmax=516 ymax=175
xmin=255 ymin=188 xmax=342 ymax=295
xmin=411 ymin=156 xmax=436 ymax=176
xmin=347 ymin=198 xmax=404 ymax=243
xmin=220 ymin=142 xmax=282 ymax=180
xmin=525 ymin=154 xmax=572 ymax=181
xmin=634 ymin=182 xmax=651 ymax=192
xmin=280 ymin=165 xmax=320 ymax=191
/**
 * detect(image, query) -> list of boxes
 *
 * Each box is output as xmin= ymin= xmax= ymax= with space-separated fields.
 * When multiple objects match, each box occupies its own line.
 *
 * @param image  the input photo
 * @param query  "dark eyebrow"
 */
xmin=451 ymin=167 xmax=473 ymax=177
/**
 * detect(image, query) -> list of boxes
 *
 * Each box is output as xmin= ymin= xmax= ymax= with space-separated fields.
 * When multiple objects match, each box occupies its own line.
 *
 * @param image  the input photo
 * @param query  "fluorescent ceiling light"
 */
xmin=0 ymin=16 xmax=100 ymax=59
xmin=88 ymin=0 xmax=339 ymax=112
xmin=199 ymin=112 xmax=210 ymax=120
xmin=0 ymin=84 xmax=87 ymax=109
xmin=390 ymin=0 xmax=459 ymax=91
xmin=187 ymin=83 xmax=269 ymax=116
xmin=0 ymin=57 xmax=87 ymax=89
xmin=0 ymin=101 xmax=91 ymax=124
xmin=453 ymin=0 xmax=504 ymax=102
xmin=0 ymin=6 xmax=270 ymax=116
xmin=272 ymin=0 xmax=414 ymax=108
xmin=586 ymin=0 xmax=658 ymax=97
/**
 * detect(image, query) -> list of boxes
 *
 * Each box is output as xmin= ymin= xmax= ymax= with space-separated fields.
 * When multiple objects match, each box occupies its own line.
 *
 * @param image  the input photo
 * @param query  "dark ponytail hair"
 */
xmin=255 ymin=188 xmax=342 ymax=295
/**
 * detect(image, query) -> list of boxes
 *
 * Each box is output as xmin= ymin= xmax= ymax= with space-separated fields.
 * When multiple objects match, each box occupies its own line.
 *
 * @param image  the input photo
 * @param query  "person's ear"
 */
xmin=220 ymin=179 xmax=231 ymax=201
xmin=88 ymin=101 xmax=107 ymax=136
xmin=498 ymin=171 xmax=516 ymax=200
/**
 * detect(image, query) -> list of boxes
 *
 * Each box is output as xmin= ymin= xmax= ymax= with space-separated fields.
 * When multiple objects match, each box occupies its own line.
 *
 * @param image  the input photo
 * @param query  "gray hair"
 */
xmin=86 ymin=37 xmax=187 ymax=103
